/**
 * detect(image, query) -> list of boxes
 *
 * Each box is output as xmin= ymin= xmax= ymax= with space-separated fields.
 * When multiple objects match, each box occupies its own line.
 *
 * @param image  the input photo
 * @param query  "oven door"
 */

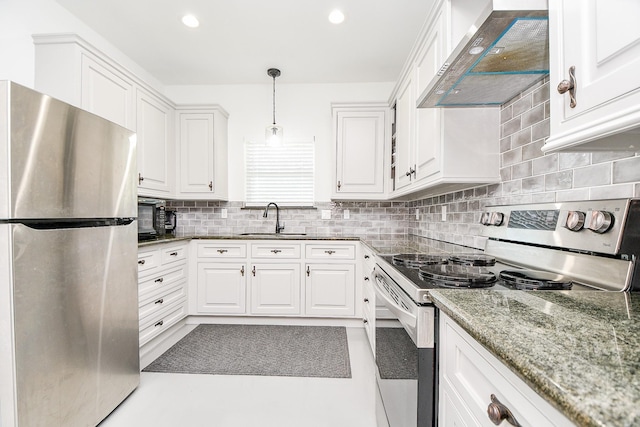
xmin=373 ymin=266 xmax=436 ymax=427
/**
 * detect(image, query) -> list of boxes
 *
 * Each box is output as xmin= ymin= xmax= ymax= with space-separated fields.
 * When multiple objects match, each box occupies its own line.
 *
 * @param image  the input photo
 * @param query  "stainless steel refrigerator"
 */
xmin=0 ymin=81 xmax=139 ymax=426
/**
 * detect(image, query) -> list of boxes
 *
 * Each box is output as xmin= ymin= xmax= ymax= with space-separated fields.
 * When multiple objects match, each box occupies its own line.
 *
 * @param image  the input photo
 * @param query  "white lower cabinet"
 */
xmin=196 ymin=262 xmax=247 ymax=314
xmin=192 ymin=240 xmax=358 ymax=319
xmin=250 ymin=263 xmax=301 ymax=315
xmin=137 ymin=242 xmax=188 ymax=347
xmin=439 ymin=313 xmax=574 ymax=427
xmin=305 ymin=264 xmax=356 ymax=317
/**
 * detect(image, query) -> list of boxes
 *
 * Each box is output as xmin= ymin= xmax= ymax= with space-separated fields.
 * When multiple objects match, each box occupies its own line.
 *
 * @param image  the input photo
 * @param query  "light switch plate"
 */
xmin=221 ymin=208 xmax=228 ymax=219
xmin=415 ymin=209 xmax=419 ymax=220
xmin=441 ymin=206 xmax=447 ymax=221
xmin=321 ymin=210 xmax=331 ymax=220
xmin=344 ymin=209 xmax=350 ymax=219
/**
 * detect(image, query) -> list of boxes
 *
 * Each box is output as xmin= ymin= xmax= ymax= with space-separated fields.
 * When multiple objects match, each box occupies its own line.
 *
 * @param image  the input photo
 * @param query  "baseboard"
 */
xmin=139 ymin=319 xmax=196 ymax=369
xmin=187 ymin=315 xmax=365 ymax=328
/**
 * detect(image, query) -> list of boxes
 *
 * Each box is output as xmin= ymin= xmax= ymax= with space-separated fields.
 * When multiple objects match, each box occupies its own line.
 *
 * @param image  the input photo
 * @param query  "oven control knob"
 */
xmin=565 ymin=211 xmax=585 ymax=231
xmin=490 ymin=212 xmax=504 ymax=226
xmin=588 ymin=210 xmax=614 ymax=234
xmin=480 ymin=212 xmax=492 ymax=226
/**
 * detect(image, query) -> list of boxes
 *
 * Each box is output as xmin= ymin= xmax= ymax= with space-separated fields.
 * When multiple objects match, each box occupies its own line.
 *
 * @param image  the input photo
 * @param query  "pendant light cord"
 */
xmin=272 ymin=74 xmax=276 ymax=126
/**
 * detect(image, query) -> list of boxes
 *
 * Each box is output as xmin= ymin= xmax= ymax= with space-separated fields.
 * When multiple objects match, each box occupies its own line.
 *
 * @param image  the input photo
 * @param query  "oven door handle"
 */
xmin=373 ymin=273 xmax=417 ymax=327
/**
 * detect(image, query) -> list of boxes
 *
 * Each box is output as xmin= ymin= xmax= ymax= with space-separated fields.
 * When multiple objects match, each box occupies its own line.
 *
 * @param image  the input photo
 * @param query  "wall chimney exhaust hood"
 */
xmin=418 ymin=1 xmax=548 ymax=108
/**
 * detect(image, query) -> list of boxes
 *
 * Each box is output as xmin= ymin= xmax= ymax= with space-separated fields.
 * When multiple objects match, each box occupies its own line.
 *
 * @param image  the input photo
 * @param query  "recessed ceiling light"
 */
xmin=182 ymin=14 xmax=200 ymax=28
xmin=328 ymin=9 xmax=345 ymax=24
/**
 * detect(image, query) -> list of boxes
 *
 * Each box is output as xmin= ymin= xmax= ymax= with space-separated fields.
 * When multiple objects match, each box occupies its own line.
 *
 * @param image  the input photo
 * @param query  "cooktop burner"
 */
xmin=418 ymin=264 xmax=497 ymax=288
xmin=499 ymin=270 xmax=573 ymax=291
xmin=392 ymin=253 xmax=449 ymax=268
xmin=448 ymin=253 xmax=496 ymax=267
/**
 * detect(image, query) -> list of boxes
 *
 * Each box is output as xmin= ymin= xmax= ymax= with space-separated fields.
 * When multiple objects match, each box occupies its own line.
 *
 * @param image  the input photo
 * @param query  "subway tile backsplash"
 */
xmin=169 ymin=78 xmax=640 ymax=250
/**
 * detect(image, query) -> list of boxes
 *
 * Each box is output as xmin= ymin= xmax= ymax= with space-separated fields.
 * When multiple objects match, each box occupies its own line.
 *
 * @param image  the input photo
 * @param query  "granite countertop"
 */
xmin=138 ymin=234 xmax=362 ymax=248
xmin=430 ymin=289 xmax=640 ymax=427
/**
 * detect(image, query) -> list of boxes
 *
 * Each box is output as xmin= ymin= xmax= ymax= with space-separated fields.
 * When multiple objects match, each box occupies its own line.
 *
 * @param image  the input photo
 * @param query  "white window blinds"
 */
xmin=245 ymin=140 xmax=315 ymax=206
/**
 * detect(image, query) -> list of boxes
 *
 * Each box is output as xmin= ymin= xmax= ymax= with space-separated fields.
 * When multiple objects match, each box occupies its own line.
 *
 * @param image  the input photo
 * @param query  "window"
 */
xmin=245 ymin=139 xmax=315 ymax=206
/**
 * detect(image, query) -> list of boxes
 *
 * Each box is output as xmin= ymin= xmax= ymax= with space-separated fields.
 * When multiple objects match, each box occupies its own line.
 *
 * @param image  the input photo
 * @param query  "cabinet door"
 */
xmin=305 ymin=264 xmax=355 ymax=316
xmin=81 ymin=55 xmax=134 ymax=129
xmin=250 ymin=263 xmax=301 ymax=315
xmin=394 ymin=77 xmax=415 ymax=191
xmin=546 ymin=0 xmax=640 ymax=151
xmin=334 ymin=109 xmax=386 ymax=196
xmin=179 ymin=112 xmax=215 ymax=194
xmin=414 ymin=9 xmax=446 ymax=181
xmin=136 ymin=89 xmax=173 ymax=194
xmin=196 ymin=262 xmax=247 ymax=314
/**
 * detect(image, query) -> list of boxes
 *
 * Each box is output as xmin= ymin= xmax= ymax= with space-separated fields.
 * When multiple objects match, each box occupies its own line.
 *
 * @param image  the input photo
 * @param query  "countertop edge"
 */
xmin=138 ymin=235 xmax=362 ymax=248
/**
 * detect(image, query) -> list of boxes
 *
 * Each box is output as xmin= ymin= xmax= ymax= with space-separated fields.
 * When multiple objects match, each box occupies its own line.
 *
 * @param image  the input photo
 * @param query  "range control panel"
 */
xmin=480 ymin=199 xmax=639 ymax=256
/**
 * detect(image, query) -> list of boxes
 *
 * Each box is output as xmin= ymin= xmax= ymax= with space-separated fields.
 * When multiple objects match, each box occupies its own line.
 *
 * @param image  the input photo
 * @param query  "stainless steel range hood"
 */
xmin=418 ymin=1 xmax=548 ymax=108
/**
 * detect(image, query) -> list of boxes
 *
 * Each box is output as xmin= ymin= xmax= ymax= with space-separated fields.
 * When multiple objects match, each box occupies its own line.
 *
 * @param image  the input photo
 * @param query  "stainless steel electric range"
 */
xmin=372 ymin=198 xmax=640 ymax=427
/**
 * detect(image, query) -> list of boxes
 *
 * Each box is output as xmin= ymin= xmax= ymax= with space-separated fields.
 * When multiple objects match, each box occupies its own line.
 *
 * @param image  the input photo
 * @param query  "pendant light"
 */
xmin=265 ymin=68 xmax=283 ymax=145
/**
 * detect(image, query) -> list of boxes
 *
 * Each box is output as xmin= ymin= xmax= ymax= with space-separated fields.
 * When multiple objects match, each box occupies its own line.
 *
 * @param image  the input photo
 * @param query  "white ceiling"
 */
xmin=55 ymin=0 xmax=434 ymax=85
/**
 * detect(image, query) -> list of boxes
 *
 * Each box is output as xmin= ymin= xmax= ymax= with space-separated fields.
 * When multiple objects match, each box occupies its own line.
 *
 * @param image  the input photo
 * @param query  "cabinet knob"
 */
xmin=337 ymin=180 xmax=341 ymax=191
xmin=154 ymin=320 xmax=164 ymax=327
xmin=155 ymin=298 xmax=164 ymax=305
xmin=252 ymin=266 xmax=256 ymax=277
xmin=487 ymin=394 xmax=522 ymax=427
xmin=209 ymin=181 xmax=213 ymax=191
xmin=306 ymin=266 xmax=311 ymax=277
xmin=169 ymin=251 xmax=178 ymax=256
xmin=557 ymin=65 xmax=577 ymax=108
xmin=154 ymin=277 xmax=164 ymax=283
xmin=364 ymin=255 xmax=370 ymax=259
xmin=138 ymin=173 xmax=144 ymax=184
xmin=363 ymin=319 xmax=368 ymax=325
xmin=364 ymin=276 xmax=370 ymax=281
xmin=138 ymin=259 xmax=146 ymax=265
xmin=364 ymin=298 xmax=369 ymax=303
xmin=240 ymin=266 xmax=245 ymax=276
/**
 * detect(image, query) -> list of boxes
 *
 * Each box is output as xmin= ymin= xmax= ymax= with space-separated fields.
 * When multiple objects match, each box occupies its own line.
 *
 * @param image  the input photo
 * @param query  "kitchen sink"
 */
xmin=238 ymin=232 xmax=307 ymax=237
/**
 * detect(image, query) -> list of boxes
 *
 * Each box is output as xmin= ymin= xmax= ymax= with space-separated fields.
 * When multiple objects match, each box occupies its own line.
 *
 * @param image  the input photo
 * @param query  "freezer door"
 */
xmin=11 ymin=222 xmax=139 ymax=427
xmin=7 ymin=82 xmax=136 ymax=219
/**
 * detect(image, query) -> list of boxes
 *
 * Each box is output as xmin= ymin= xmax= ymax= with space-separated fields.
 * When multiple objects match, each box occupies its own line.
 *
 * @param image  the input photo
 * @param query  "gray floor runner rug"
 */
xmin=144 ymin=324 xmax=352 ymax=378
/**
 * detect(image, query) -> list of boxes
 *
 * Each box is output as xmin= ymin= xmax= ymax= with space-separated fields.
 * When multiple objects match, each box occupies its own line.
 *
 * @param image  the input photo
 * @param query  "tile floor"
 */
xmin=99 ymin=328 xmax=386 ymax=427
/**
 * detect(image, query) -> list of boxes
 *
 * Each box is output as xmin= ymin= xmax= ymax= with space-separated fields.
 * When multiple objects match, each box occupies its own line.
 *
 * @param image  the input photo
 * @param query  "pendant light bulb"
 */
xmin=265 ymin=68 xmax=283 ymax=145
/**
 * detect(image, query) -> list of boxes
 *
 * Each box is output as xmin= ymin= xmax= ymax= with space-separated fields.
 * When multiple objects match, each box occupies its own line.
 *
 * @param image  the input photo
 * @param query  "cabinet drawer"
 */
xmin=306 ymin=244 xmax=355 ymax=260
xmin=161 ymin=243 xmax=187 ymax=264
xmin=139 ymin=282 xmax=187 ymax=323
xmin=138 ymin=249 xmax=161 ymax=277
xmin=440 ymin=315 xmax=574 ymax=427
xmin=139 ymin=264 xmax=187 ymax=299
xmin=139 ymin=298 xmax=187 ymax=346
xmin=197 ymin=242 xmax=247 ymax=258
xmin=251 ymin=243 xmax=301 ymax=259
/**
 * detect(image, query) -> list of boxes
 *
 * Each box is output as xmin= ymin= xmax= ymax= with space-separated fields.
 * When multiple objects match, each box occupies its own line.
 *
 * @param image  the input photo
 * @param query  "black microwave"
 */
xmin=138 ymin=198 xmax=166 ymax=241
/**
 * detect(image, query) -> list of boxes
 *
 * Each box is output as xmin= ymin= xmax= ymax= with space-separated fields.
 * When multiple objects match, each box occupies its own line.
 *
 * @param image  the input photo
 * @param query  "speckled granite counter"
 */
xmin=138 ymin=234 xmax=362 ymax=248
xmin=429 ymin=290 xmax=640 ymax=427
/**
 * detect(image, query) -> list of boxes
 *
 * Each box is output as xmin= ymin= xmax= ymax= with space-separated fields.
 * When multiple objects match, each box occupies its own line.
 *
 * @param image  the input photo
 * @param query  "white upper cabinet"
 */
xmin=177 ymin=107 xmax=229 ymax=200
xmin=81 ymin=55 xmax=134 ymax=129
xmin=389 ymin=0 xmax=500 ymax=199
xmin=544 ymin=0 xmax=640 ymax=152
xmin=136 ymin=88 xmax=174 ymax=195
xmin=332 ymin=103 xmax=388 ymax=199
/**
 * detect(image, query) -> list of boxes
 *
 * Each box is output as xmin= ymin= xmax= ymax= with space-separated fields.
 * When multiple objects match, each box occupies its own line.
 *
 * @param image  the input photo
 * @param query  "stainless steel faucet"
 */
xmin=263 ymin=202 xmax=285 ymax=233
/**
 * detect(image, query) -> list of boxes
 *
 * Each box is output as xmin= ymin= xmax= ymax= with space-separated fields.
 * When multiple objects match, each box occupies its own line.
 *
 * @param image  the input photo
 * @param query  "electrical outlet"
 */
xmin=221 ymin=208 xmax=228 ymax=219
xmin=441 ymin=205 xmax=447 ymax=221
xmin=415 ymin=209 xmax=419 ymax=220
xmin=344 ymin=209 xmax=350 ymax=219
xmin=321 ymin=210 xmax=331 ymax=220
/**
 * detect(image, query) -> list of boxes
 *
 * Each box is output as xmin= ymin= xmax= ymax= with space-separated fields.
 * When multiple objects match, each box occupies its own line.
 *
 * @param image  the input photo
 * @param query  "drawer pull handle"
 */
xmin=155 ymin=298 xmax=164 ymax=305
xmin=364 ymin=276 xmax=370 ymax=281
xmin=325 ymin=250 xmax=335 ymax=255
xmin=138 ymin=259 xmax=146 ymax=265
xmin=363 ymin=319 xmax=368 ymax=325
xmin=154 ymin=320 xmax=164 ymax=327
xmin=138 ymin=173 xmax=144 ymax=184
xmin=155 ymin=278 xmax=164 ymax=283
xmin=487 ymin=394 xmax=522 ymax=427
xmin=557 ymin=65 xmax=577 ymax=108
xmin=240 ymin=266 xmax=245 ymax=276
xmin=169 ymin=251 xmax=178 ymax=256
xmin=306 ymin=266 xmax=310 ymax=277
xmin=252 ymin=266 xmax=256 ymax=277
xmin=209 ymin=181 xmax=213 ymax=191
xmin=271 ymin=249 xmax=282 ymax=254
xmin=364 ymin=255 xmax=370 ymax=259
xmin=364 ymin=298 xmax=369 ymax=303
xmin=217 ymin=249 xmax=228 ymax=254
